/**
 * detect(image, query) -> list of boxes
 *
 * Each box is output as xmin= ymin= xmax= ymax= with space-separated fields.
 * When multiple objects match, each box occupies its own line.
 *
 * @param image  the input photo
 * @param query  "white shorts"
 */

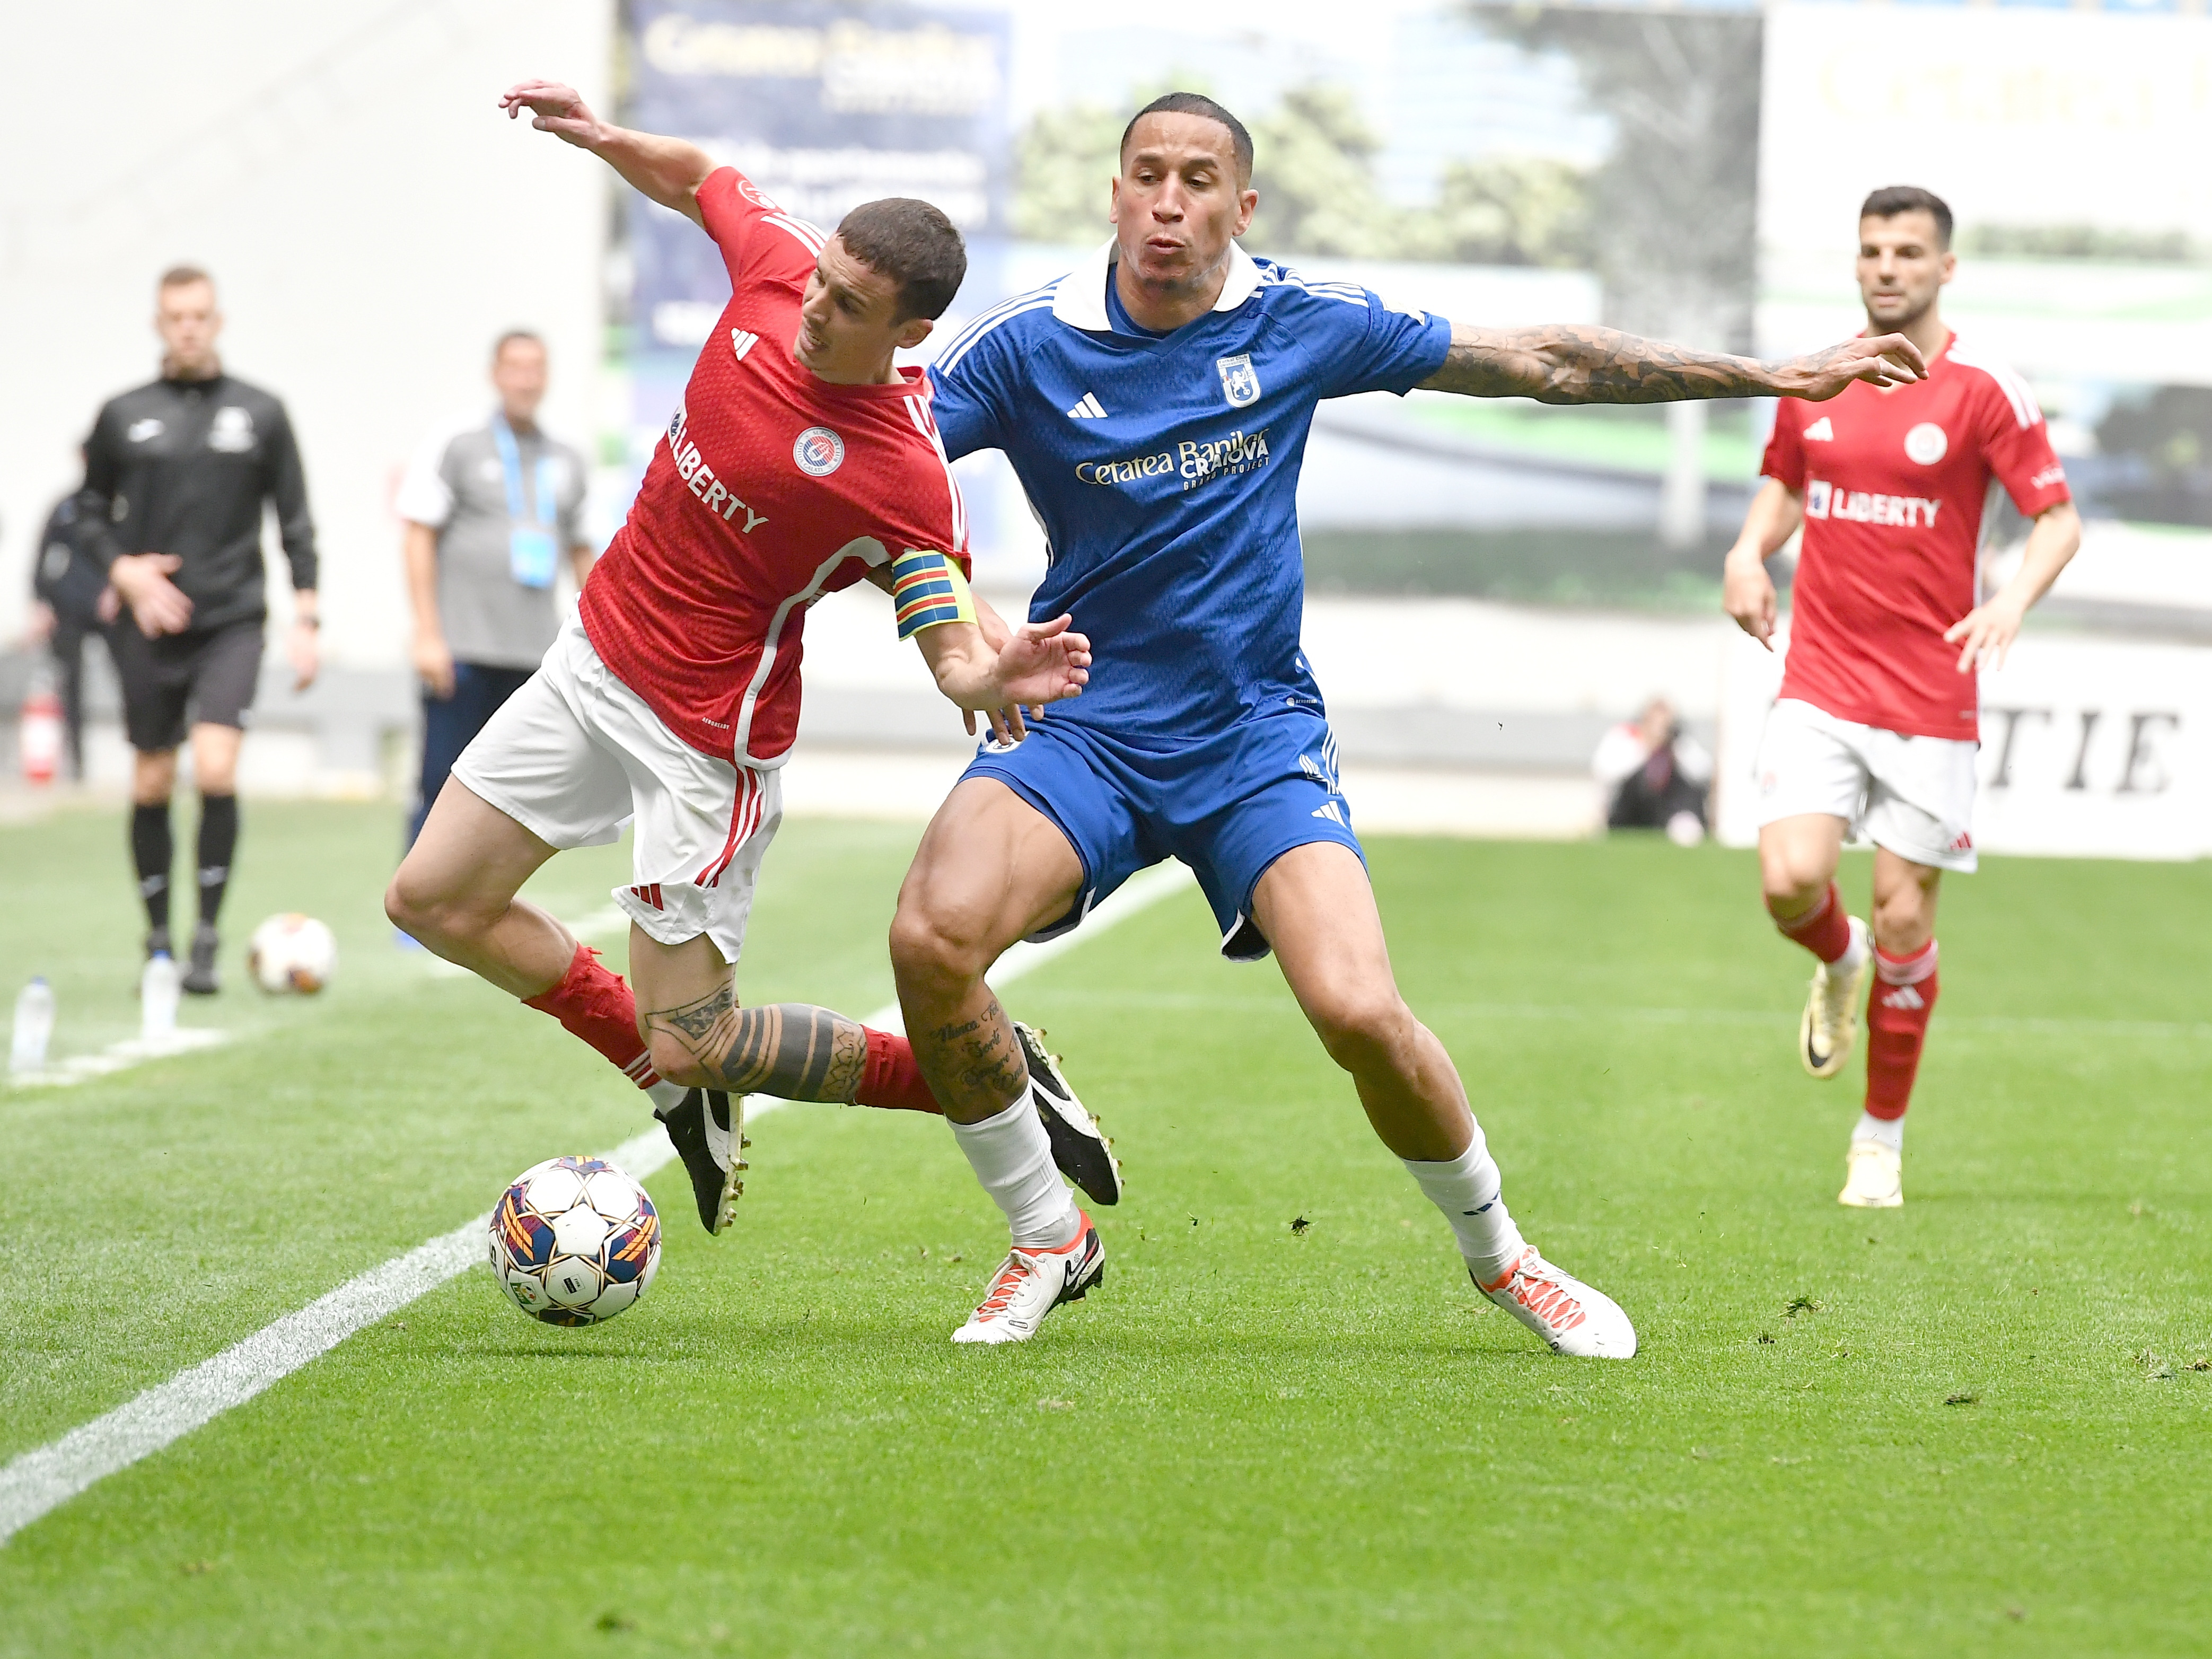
xmin=452 ymin=617 xmax=782 ymax=962
xmin=1753 ymin=698 xmax=1979 ymax=873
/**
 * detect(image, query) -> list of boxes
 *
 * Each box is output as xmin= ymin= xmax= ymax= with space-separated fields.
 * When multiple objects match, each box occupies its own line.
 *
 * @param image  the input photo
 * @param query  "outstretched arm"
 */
xmin=498 ymin=80 xmax=713 ymax=225
xmin=1418 ymin=324 xmax=1926 ymax=405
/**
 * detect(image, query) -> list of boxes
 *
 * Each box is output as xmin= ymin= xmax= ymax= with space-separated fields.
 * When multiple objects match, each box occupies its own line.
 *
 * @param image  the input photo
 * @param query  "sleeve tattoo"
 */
xmin=644 ymin=988 xmax=868 ymax=1102
xmin=1419 ymin=324 xmax=1781 ymax=405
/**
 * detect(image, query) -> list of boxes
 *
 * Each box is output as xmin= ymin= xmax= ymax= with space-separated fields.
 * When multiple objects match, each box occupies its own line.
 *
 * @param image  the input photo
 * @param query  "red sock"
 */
xmin=521 ymin=943 xmax=659 ymax=1090
xmin=856 ymin=1028 xmax=943 ymax=1114
xmin=1865 ymin=940 xmax=1938 ymax=1120
xmin=1770 ymin=882 xmax=1853 ymax=963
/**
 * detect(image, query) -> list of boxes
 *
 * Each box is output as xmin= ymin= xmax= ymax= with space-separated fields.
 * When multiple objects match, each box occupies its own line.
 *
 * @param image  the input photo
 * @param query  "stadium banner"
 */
xmin=1714 ymin=627 xmax=2212 ymax=862
xmin=622 ymin=0 xmax=1012 ymax=356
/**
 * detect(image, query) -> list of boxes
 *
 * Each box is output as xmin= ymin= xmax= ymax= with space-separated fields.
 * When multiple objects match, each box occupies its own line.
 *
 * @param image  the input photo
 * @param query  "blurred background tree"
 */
xmin=1015 ymin=80 xmax=1591 ymax=267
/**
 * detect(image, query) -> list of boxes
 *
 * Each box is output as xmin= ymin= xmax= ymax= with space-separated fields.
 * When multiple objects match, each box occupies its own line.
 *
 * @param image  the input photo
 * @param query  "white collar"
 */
xmin=1050 ymin=236 xmax=1263 ymax=332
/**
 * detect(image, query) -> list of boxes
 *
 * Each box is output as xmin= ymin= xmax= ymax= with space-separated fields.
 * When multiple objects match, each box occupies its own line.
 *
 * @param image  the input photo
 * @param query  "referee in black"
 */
xmin=78 ymin=265 xmax=320 ymax=994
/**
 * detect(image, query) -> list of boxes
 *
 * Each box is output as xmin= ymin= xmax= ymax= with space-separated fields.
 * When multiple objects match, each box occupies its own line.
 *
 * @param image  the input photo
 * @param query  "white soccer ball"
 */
xmin=488 ymin=1156 xmax=662 ymax=1327
xmin=247 ymin=912 xmax=338 ymax=995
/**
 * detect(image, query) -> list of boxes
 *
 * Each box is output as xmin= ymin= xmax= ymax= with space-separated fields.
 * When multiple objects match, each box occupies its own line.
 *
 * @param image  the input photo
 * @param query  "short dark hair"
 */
xmin=493 ymin=329 xmax=545 ymax=362
xmin=158 ymin=264 xmax=213 ymax=292
xmin=1120 ymin=91 xmax=1253 ymax=185
xmin=835 ymin=198 xmax=968 ymax=322
xmin=1860 ymin=185 xmax=1953 ymax=250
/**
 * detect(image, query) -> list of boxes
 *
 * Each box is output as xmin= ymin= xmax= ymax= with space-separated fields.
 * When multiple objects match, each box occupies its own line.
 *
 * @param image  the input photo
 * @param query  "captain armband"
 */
xmin=889 ymin=549 xmax=978 ymax=641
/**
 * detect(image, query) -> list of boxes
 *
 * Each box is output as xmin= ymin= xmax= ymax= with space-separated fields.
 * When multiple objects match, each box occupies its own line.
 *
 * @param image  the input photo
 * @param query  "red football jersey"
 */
xmin=581 ymin=168 xmax=968 ymax=765
xmin=1762 ymin=333 xmax=2070 ymax=741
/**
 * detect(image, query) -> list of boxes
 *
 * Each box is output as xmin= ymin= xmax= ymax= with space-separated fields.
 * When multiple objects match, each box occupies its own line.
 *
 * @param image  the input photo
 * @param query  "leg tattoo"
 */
xmin=645 ymin=986 xmax=868 ymax=1101
xmin=916 ymin=994 xmax=1030 ymax=1118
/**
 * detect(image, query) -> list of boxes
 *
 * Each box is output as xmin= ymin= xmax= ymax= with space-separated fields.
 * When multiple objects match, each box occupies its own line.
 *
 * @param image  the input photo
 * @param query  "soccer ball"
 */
xmin=488 ymin=1156 xmax=662 ymax=1327
xmin=247 ymin=913 xmax=337 ymax=994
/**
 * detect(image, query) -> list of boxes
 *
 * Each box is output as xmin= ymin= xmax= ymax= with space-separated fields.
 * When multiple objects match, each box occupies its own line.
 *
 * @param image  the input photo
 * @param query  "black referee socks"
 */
xmin=130 ymin=802 xmax=173 ymax=933
xmin=196 ymin=793 xmax=239 ymax=928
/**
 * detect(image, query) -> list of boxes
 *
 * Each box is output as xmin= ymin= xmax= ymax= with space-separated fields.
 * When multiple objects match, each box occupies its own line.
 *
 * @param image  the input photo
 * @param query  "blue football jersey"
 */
xmin=927 ymin=241 xmax=1451 ymax=740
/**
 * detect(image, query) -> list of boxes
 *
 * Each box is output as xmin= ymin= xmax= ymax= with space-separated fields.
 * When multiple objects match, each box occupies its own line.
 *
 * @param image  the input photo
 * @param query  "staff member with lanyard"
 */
xmin=396 ymin=329 xmax=593 ymax=849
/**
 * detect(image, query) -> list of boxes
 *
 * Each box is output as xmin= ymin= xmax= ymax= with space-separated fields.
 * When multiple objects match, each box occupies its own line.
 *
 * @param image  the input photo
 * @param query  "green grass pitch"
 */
xmin=2 ymin=799 xmax=2208 ymax=1656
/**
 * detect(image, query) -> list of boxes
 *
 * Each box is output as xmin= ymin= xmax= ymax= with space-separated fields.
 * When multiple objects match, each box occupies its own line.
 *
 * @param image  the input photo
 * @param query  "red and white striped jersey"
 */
xmin=580 ymin=167 xmax=968 ymax=765
xmin=1761 ymin=332 xmax=2070 ymax=742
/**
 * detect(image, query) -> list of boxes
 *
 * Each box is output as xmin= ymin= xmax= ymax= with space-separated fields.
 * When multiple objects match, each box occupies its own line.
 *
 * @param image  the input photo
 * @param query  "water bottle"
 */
xmin=10 ymin=977 xmax=54 ymax=1073
xmin=142 ymin=953 xmax=180 ymax=1043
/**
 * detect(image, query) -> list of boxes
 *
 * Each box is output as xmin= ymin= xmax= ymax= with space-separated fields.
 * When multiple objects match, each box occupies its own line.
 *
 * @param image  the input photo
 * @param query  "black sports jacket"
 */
xmin=33 ymin=493 xmax=111 ymax=626
xmin=78 ymin=371 xmax=317 ymax=635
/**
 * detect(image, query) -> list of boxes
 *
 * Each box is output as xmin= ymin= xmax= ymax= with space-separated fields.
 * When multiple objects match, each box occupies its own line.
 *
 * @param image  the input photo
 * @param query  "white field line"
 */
xmin=7 ymin=1027 xmax=230 ymax=1092
xmin=0 ymin=862 xmax=1195 ymax=1547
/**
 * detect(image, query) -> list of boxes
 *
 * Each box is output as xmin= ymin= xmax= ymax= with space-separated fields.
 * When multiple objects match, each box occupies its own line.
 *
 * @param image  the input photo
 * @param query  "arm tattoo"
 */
xmin=644 ymin=986 xmax=868 ymax=1102
xmin=1420 ymin=323 xmax=1781 ymax=405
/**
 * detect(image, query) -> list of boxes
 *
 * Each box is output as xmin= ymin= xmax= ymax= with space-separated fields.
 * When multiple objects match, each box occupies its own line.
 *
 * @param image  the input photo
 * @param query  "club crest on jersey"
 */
xmin=207 ymin=406 xmax=256 ymax=453
xmin=1216 ymin=353 xmax=1261 ymax=408
xmin=793 ymin=425 xmax=846 ymax=477
xmin=1904 ymin=422 xmax=1948 ymax=465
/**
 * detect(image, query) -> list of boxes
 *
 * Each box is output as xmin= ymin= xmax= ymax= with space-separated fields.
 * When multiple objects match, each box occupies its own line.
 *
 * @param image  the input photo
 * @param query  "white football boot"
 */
xmin=1838 ymin=1140 xmax=1903 ymax=1208
xmin=1476 ymin=1247 xmax=1638 ymax=1358
xmin=1801 ymin=916 xmax=1875 ymax=1079
xmin=654 ymin=1088 xmax=748 ymax=1234
xmin=1013 ymin=1022 xmax=1122 ymax=1206
xmin=951 ymin=1212 xmax=1105 ymax=1346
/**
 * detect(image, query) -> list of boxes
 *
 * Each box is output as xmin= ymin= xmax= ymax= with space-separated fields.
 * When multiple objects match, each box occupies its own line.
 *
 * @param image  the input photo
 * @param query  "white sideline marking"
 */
xmin=7 ymin=1028 xmax=230 ymax=1092
xmin=0 ymin=862 xmax=1196 ymax=1547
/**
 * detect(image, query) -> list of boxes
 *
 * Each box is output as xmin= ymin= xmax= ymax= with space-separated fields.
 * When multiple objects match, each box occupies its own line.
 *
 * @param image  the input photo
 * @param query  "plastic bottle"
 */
xmin=10 ymin=977 xmax=54 ymax=1073
xmin=19 ymin=660 xmax=63 ymax=787
xmin=142 ymin=953 xmax=180 ymax=1043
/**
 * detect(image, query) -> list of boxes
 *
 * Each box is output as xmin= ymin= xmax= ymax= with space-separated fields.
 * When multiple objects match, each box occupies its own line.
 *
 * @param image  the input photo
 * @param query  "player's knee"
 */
xmin=131 ymin=751 xmax=177 ymax=806
xmin=383 ymin=862 xmax=480 ymax=947
xmin=888 ymin=900 xmax=989 ymax=996
xmin=1872 ymin=889 xmax=1934 ymax=952
xmin=1760 ymin=846 xmax=1829 ymax=909
xmin=382 ymin=869 xmax=435 ymax=939
xmin=1309 ymin=989 xmax=1417 ymax=1075
xmin=646 ymin=1030 xmax=709 ymax=1090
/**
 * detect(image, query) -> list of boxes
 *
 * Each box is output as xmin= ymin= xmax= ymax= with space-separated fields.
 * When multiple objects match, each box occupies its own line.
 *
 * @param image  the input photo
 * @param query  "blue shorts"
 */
xmin=962 ymin=708 xmax=1362 ymax=961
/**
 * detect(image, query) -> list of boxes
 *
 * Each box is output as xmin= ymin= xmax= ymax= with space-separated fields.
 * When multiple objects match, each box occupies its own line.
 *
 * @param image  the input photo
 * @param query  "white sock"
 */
xmin=1852 ymin=1111 xmax=1903 ymax=1153
xmin=1835 ymin=915 xmax=1870 ymax=976
xmin=645 ymin=1079 xmax=688 ymax=1113
xmin=1402 ymin=1123 xmax=1525 ymax=1287
xmin=950 ymin=1094 xmax=1081 ymax=1250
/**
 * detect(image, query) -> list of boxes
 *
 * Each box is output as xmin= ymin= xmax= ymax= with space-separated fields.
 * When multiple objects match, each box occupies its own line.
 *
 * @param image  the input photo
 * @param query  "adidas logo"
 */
xmin=730 ymin=328 xmax=759 ymax=362
xmin=1804 ymin=416 xmax=1834 ymax=441
xmin=1949 ymin=830 xmax=1973 ymax=852
xmin=1880 ymin=985 xmax=1925 ymax=1011
xmin=1310 ymin=801 xmax=1346 ymax=825
xmin=1066 ymin=392 xmax=1108 ymax=419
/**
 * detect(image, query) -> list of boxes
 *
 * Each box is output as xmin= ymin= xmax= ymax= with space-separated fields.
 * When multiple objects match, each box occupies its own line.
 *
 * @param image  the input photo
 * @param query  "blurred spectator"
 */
xmin=1594 ymin=696 xmax=1711 ymax=845
xmin=28 ymin=450 xmax=120 ymax=781
xmin=396 ymin=330 xmax=592 ymax=848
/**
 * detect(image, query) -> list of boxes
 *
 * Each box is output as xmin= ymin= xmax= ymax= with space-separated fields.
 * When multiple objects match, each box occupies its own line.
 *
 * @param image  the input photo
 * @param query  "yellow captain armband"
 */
xmin=889 ymin=549 xmax=977 ymax=641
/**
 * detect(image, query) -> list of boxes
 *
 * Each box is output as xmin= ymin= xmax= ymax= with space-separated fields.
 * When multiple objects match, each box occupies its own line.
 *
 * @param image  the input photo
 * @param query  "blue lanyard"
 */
xmin=490 ymin=413 xmax=559 ymax=528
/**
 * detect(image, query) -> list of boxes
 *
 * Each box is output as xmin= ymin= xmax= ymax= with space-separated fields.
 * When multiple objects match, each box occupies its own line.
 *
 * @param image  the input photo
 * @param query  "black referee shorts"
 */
xmin=108 ymin=617 xmax=266 ymax=752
